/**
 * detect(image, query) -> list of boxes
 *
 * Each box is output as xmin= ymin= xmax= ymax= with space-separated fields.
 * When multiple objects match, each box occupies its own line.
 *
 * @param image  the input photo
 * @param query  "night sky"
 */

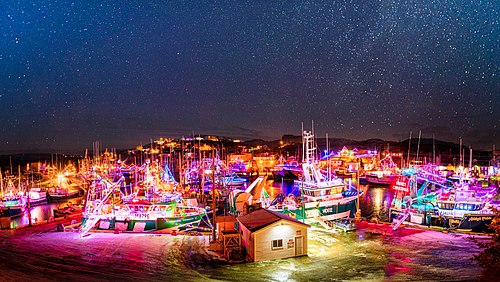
xmin=1 ymin=1 xmax=498 ymax=153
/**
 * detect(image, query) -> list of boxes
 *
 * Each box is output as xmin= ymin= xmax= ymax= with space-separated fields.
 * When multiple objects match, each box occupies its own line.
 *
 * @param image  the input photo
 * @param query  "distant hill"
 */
xmin=241 ymin=135 xmax=495 ymax=165
xmin=1 ymin=135 xmax=495 ymax=170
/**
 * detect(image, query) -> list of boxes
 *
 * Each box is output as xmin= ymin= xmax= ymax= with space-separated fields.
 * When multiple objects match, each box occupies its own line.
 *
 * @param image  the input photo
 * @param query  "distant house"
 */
xmin=237 ymin=208 xmax=310 ymax=262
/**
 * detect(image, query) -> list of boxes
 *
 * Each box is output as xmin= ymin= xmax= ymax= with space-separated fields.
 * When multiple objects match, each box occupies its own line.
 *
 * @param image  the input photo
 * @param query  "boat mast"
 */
xmin=179 ymin=137 xmax=184 ymax=187
xmin=469 ymin=146 xmax=473 ymax=171
xmin=0 ymin=168 xmax=3 ymax=197
xmin=326 ymin=133 xmax=330 ymax=180
xmin=301 ymin=122 xmax=305 ymax=163
xmin=416 ymin=130 xmax=422 ymax=163
xmin=433 ymin=134 xmax=436 ymax=165
xmin=459 ymin=137 xmax=463 ymax=168
xmin=18 ymin=164 xmax=21 ymax=189
xmin=311 ymin=120 xmax=315 ymax=162
xmin=406 ymin=131 xmax=412 ymax=167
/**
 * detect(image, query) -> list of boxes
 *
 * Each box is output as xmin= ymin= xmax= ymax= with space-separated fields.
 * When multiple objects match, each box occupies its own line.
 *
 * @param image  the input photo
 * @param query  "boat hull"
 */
xmin=29 ymin=198 xmax=48 ymax=206
xmin=47 ymin=191 xmax=82 ymax=203
xmin=365 ymin=175 xmax=398 ymax=185
xmin=85 ymin=213 xmax=205 ymax=232
xmin=389 ymin=209 xmax=494 ymax=232
xmin=276 ymin=197 xmax=358 ymax=222
xmin=1 ymin=206 xmax=25 ymax=218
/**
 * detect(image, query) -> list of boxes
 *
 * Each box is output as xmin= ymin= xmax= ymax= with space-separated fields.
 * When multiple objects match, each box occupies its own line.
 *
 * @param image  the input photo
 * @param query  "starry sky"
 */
xmin=1 ymin=1 xmax=498 ymax=153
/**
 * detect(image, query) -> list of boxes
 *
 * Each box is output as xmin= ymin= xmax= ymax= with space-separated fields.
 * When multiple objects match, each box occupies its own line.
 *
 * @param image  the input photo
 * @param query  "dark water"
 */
xmin=10 ymin=198 xmax=83 ymax=229
xmin=358 ymin=185 xmax=394 ymax=222
xmin=270 ymin=179 xmax=394 ymax=222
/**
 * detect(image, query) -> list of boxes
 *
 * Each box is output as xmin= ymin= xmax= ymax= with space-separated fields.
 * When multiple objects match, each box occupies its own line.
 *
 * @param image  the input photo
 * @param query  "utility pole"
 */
xmin=355 ymin=159 xmax=361 ymax=222
xmin=28 ymin=173 xmax=32 ymax=226
xmin=211 ymin=150 xmax=217 ymax=242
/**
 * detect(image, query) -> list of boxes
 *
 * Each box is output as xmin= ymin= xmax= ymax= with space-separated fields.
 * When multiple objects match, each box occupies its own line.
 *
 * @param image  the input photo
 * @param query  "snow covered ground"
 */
xmin=0 ymin=218 xmax=487 ymax=281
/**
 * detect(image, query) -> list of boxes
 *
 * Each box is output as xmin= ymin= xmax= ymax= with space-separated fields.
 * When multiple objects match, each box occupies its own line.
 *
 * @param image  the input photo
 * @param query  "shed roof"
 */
xmin=237 ymin=208 xmax=310 ymax=232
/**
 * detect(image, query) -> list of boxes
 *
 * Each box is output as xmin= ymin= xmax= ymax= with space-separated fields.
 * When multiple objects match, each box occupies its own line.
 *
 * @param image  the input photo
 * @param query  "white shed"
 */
xmin=237 ymin=208 xmax=309 ymax=262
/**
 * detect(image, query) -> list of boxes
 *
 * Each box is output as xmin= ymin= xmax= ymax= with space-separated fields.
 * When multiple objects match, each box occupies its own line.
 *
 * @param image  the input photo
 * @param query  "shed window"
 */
xmin=272 ymin=239 xmax=283 ymax=249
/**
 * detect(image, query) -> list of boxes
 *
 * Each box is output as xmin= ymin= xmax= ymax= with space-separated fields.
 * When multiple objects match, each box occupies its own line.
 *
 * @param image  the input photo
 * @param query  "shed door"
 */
xmin=295 ymin=236 xmax=303 ymax=256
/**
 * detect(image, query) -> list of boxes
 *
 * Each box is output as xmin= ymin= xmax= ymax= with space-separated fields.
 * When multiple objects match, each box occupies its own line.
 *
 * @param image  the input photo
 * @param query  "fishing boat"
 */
xmin=389 ymin=170 xmax=498 ymax=232
xmin=80 ymin=173 xmax=206 ymax=236
xmin=271 ymin=156 xmax=302 ymax=180
xmin=45 ymin=173 xmax=83 ymax=202
xmin=27 ymin=187 xmax=48 ymax=206
xmin=364 ymin=155 xmax=401 ymax=186
xmin=1 ymin=194 xmax=26 ymax=218
xmin=432 ymin=182 xmax=497 ymax=230
xmin=47 ymin=186 xmax=82 ymax=202
xmin=365 ymin=172 xmax=399 ymax=185
xmin=0 ymin=174 xmax=26 ymax=218
xmin=270 ymin=127 xmax=362 ymax=227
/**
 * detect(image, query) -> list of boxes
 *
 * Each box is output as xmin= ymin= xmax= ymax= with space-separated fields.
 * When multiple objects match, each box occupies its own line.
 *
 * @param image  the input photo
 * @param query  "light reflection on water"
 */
xmin=10 ymin=197 xmax=83 ymax=228
xmin=360 ymin=186 xmax=394 ymax=222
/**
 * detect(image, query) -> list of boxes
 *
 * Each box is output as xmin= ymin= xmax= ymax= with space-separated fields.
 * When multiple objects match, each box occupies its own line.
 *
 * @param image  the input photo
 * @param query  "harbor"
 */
xmin=1 ymin=1 xmax=498 ymax=281
xmin=0 ymin=214 xmax=487 ymax=281
xmin=1 ymin=129 xmax=499 ymax=281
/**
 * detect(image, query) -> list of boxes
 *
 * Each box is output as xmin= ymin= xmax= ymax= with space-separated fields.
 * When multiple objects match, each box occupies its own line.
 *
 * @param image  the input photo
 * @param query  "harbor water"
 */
xmin=9 ymin=198 xmax=83 ymax=229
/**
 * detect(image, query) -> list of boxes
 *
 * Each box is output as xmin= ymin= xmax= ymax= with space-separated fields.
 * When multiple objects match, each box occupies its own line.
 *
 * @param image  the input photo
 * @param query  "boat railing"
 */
xmin=392 ymin=210 xmax=410 ymax=230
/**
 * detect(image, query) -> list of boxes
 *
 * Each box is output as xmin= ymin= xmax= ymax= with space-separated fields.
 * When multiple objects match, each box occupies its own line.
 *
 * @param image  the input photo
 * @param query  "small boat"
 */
xmin=365 ymin=155 xmax=401 ymax=186
xmin=47 ymin=186 xmax=82 ymax=202
xmin=365 ymin=172 xmax=399 ymax=185
xmin=271 ymin=157 xmax=302 ymax=180
xmin=43 ymin=173 xmax=83 ymax=202
xmin=53 ymin=202 xmax=83 ymax=218
xmin=0 ymin=176 xmax=26 ymax=218
xmin=28 ymin=187 xmax=48 ymax=206
xmin=1 ymin=195 xmax=26 ymax=218
xmin=333 ymin=218 xmax=357 ymax=232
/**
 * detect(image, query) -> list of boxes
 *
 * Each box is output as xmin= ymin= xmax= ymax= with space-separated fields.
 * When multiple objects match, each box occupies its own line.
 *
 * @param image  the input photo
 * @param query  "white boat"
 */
xmin=365 ymin=172 xmax=399 ymax=185
xmin=28 ymin=187 xmax=48 ymax=206
xmin=272 ymin=127 xmax=361 ymax=226
xmin=365 ymin=155 xmax=401 ymax=186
